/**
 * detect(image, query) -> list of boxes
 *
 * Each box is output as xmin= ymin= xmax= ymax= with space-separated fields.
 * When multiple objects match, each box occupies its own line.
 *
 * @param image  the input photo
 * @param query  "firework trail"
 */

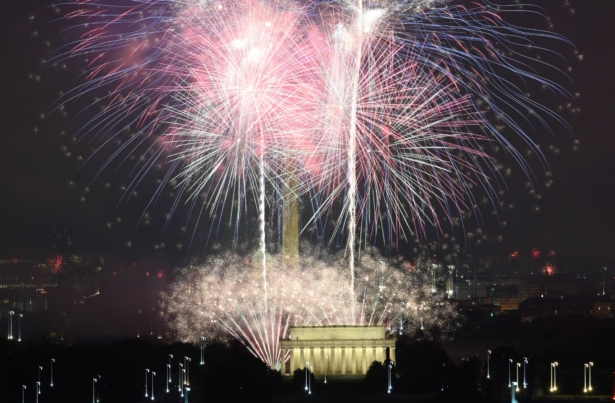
xmin=161 ymin=248 xmax=459 ymax=369
xmin=284 ymin=0 xmax=571 ymax=313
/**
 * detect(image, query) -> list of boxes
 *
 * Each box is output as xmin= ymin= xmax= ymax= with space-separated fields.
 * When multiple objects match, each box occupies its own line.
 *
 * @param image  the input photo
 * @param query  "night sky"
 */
xmin=1 ymin=0 xmax=614 ymax=273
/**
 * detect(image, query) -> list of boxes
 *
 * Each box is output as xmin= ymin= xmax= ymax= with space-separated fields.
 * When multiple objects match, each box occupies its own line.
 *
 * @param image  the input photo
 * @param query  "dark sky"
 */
xmin=1 ymin=0 xmax=614 ymax=271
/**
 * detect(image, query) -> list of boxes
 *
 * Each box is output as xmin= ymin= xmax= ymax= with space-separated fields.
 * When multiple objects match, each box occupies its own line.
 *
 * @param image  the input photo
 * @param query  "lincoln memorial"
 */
xmin=280 ymin=325 xmax=396 ymax=377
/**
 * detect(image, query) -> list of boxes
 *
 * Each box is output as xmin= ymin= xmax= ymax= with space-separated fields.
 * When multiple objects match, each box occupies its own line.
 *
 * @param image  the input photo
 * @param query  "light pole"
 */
xmin=305 ymin=362 xmax=309 ymax=391
xmin=38 ymin=366 xmax=42 ymax=394
xmin=487 ymin=350 xmax=491 ymax=379
xmin=508 ymin=359 xmax=512 ymax=388
xmin=151 ymin=371 xmax=156 ymax=400
xmin=96 ymin=375 xmax=101 ymax=403
xmin=324 ymin=356 xmax=328 ymax=384
xmin=441 ymin=363 xmax=445 ymax=391
xmin=137 ymin=310 xmax=141 ymax=338
xmin=516 ymin=363 xmax=521 ymax=392
xmin=50 ymin=359 xmax=55 ymax=387
xmin=550 ymin=362 xmax=558 ymax=392
xmin=8 ymin=311 xmax=14 ymax=340
xmin=178 ymin=364 xmax=183 ymax=391
xmin=523 ymin=357 xmax=528 ymax=388
xmin=92 ymin=378 xmax=97 ymax=403
xmin=184 ymin=357 xmax=191 ymax=386
xmin=308 ymin=365 xmax=313 ymax=395
xmin=145 ymin=368 xmax=150 ymax=398
xmin=588 ymin=362 xmax=593 ymax=391
xmin=18 ymin=314 xmax=23 ymax=342
xmin=584 ymin=363 xmax=588 ymax=393
xmin=169 ymin=354 xmax=173 ymax=384
xmin=181 ymin=369 xmax=185 ymax=398
xmin=36 ymin=382 xmax=40 ymax=403
xmin=166 ymin=364 xmax=170 ymax=393
xmin=200 ymin=337 xmax=205 ymax=365
xmin=388 ymin=360 xmax=394 ymax=393
xmin=22 ymin=385 xmax=26 ymax=403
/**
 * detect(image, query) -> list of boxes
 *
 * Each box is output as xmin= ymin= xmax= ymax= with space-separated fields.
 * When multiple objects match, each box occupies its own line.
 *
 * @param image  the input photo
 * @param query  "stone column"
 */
xmin=309 ymin=347 xmax=315 ymax=373
xmin=361 ymin=346 xmax=367 ymax=374
xmin=341 ymin=347 xmax=347 ymax=375
xmin=334 ymin=347 xmax=341 ymax=375
xmin=299 ymin=348 xmax=305 ymax=369
xmin=351 ymin=347 xmax=357 ymax=375
xmin=390 ymin=346 xmax=396 ymax=363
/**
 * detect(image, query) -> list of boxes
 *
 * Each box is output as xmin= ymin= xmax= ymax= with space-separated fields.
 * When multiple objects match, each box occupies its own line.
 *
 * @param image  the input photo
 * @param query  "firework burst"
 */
xmin=161 ymin=248 xmax=459 ymax=369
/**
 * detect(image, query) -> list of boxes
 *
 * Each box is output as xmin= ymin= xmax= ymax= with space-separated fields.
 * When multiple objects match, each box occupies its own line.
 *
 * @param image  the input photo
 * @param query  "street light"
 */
xmin=516 ymin=363 xmax=521 ymax=392
xmin=169 ymin=354 xmax=173 ymax=384
xmin=508 ymin=359 xmax=512 ymax=388
xmin=166 ymin=364 xmax=171 ymax=393
xmin=523 ymin=358 xmax=528 ymax=389
xmin=50 ymin=359 xmax=55 ymax=387
xmin=8 ymin=311 xmax=14 ymax=340
xmin=388 ymin=360 xmax=394 ymax=393
xmin=22 ymin=385 xmax=26 ymax=403
xmin=588 ymin=362 xmax=593 ymax=391
xmin=324 ymin=356 xmax=328 ymax=384
xmin=92 ymin=378 xmax=97 ymax=403
xmin=550 ymin=362 xmax=558 ymax=392
xmin=38 ymin=366 xmax=42 ymax=394
xmin=151 ymin=371 xmax=156 ymax=400
xmin=184 ymin=357 xmax=191 ymax=386
xmin=308 ymin=365 xmax=313 ymax=395
xmin=18 ymin=314 xmax=23 ymax=342
xmin=96 ymin=375 xmax=101 ymax=403
xmin=181 ymin=369 xmax=185 ymax=398
xmin=584 ymin=363 xmax=588 ymax=393
xmin=36 ymin=382 xmax=40 ymax=403
xmin=441 ymin=363 xmax=445 ymax=391
xmin=305 ymin=362 xmax=309 ymax=391
xmin=178 ymin=364 xmax=183 ymax=391
xmin=200 ymin=337 xmax=206 ymax=365
xmin=137 ymin=310 xmax=141 ymax=338
xmin=145 ymin=368 xmax=150 ymax=397
xmin=487 ymin=350 xmax=491 ymax=379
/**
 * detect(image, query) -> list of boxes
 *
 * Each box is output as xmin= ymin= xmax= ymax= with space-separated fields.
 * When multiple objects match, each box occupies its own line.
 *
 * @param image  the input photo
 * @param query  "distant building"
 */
xmin=519 ymin=295 xmax=613 ymax=321
xmin=453 ymin=284 xmax=487 ymax=300
xmin=456 ymin=300 xmax=502 ymax=315
xmin=493 ymin=296 xmax=519 ymax=311
xmin=517 ymin=275 xmax=581 ymax=302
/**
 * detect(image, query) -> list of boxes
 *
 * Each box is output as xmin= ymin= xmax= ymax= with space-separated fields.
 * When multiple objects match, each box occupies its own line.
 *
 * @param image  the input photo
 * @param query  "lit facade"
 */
xmin=280 ymin=326 xmax=395 ymax=377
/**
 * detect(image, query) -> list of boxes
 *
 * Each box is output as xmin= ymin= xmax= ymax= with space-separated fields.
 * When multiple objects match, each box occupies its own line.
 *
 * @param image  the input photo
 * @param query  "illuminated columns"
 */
xmin=308 ymin=348 xmax=315 ymax=375
xmin=337 ymin=346 xmax=343 ymax=375
xmin=361 ymin=346 xmax=367 ymax=374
